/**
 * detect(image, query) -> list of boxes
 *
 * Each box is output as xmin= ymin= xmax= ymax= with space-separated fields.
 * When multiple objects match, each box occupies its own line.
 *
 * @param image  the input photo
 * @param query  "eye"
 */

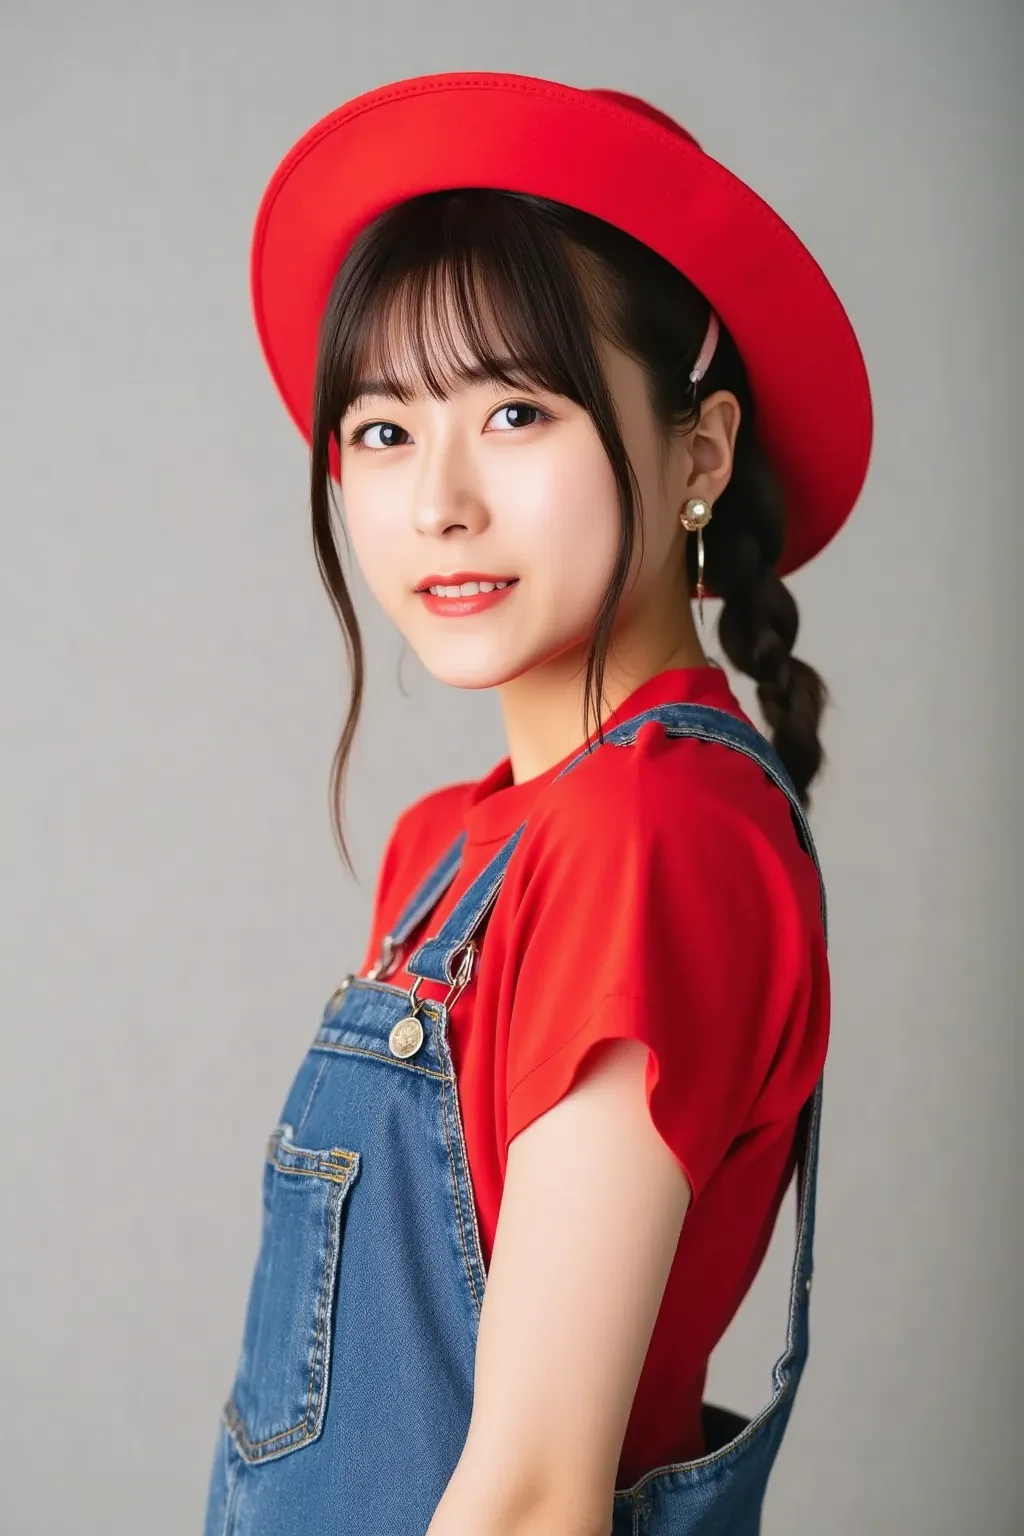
xmin=343 ymin=399 xmax=551 ymax=451
xmin=487 ymin=401 xmax=551 ymax=432
xmin=346 ymin=420 xmax=410 ymax=450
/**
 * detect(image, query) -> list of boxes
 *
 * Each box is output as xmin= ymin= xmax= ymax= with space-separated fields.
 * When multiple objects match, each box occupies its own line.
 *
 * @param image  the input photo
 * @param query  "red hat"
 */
xmin=251 ymin=70 xmax=873 ymax=575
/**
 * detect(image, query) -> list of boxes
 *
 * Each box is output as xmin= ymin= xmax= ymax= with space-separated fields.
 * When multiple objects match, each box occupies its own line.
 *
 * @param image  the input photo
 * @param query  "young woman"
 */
xmin=203 ymin=71 xmax=872 ymax=1536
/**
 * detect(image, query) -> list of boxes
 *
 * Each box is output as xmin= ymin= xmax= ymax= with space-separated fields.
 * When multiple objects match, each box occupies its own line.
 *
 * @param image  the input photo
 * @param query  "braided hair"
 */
xmin=693 ymin=322 xmax=827 ymax=804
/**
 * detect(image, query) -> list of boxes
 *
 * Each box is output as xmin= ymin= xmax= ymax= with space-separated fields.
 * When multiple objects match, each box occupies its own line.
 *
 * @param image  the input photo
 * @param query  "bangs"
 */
xmin=318 ymin=190 xmax=613 ymax=433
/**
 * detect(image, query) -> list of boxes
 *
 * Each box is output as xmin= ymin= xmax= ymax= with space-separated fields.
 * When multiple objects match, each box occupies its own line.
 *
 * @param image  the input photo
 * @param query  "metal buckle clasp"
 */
xmin=403 ymin=940 xmax=477 ymax=1017
xmin=387 ymin=940 xmax=477 ymax=1060
xmin=442 ymin=940 xmax=477 ymax=1012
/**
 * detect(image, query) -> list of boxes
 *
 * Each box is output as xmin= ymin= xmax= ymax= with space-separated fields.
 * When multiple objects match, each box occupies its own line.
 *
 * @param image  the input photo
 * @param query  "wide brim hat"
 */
xmin=251 ymin=70 xmax=873 ymax=576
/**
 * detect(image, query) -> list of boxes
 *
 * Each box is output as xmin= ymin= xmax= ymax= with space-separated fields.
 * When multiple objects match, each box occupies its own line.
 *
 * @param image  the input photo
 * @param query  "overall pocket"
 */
xmin=223 ymin=1124 xmax=361 ymax=1465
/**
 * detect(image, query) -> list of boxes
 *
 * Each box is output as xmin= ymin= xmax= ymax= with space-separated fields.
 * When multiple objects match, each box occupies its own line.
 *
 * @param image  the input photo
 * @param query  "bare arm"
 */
xmin=425 ymin=1037 xmax=692 ymax=1536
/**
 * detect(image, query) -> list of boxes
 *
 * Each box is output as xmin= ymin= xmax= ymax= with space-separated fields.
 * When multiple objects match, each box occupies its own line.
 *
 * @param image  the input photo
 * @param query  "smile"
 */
xmin=417 ymin=579 xmax=519 ymax=617
xmin=425 ymin=579 xmax=512 ymax=597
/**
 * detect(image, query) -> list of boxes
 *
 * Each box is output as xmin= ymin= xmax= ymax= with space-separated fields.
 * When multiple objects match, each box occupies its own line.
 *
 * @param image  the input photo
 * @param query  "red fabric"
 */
xmin=359 ymin=666 xmax=829 ymax=1486
xmin=250 ymin=70 xmax=873 ymax=576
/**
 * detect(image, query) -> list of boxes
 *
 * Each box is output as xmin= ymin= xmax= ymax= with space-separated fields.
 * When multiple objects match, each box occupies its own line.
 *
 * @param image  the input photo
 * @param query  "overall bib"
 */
xmin=203 ymin=704 xmax=827 ymax=1536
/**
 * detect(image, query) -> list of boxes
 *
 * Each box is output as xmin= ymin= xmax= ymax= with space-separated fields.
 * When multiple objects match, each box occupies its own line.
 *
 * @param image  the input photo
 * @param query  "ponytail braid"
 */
xmin=697 ymin=400 xmax=828 ymax=806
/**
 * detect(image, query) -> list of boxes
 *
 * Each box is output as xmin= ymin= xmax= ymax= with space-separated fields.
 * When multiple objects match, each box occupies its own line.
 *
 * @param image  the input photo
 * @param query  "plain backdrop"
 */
xmin=2 ymin=2 xmax=1021 ymax=1532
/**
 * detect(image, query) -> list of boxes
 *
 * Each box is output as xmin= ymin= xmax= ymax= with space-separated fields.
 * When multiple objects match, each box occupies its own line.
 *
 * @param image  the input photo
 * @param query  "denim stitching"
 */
xmin=436 ymin=1035 xmax=483 ymax=1313
xmin=312 ymin=1040 xmax=446 ymax=1079
xmin=441 ymin=1017 xmax=487 ymax=1309
xmin=776 ymin=1083 xmax=822 ymax=1373
xmin=224 ymin=1199 xmax=332 ymax=1456
xmin=224 ymin=1144 xmax=357 ymax=1461
xmin=451 ymin=1064 xmax=487 ymax=1299
xmin=442 ymin=1072 xmax=480 ymax=1309
xmin=224 ymin=1189 xmax=333 ymax=1457
xmin=268 ymin=1160 xmax=356 ymax=1185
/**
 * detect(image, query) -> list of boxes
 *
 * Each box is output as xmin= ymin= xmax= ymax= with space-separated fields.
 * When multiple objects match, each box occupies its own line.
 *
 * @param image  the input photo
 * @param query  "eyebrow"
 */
xmin=345 ymin=358 xmax=537 ymax=412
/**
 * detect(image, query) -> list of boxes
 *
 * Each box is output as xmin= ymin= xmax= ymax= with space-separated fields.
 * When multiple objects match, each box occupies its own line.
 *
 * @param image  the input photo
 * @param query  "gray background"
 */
xmin=2 ymin=1 xmax=1021 ymax=1532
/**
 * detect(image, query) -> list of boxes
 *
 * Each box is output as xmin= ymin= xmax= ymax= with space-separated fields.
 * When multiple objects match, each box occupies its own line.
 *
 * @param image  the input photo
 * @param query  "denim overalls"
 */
xmin=203 ymin=704 xmax=826 ymax=1536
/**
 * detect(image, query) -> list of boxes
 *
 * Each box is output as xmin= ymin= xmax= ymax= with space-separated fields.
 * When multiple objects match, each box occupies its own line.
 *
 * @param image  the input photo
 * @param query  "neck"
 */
xmin=496 ymin=627 xmax=708 ymax=785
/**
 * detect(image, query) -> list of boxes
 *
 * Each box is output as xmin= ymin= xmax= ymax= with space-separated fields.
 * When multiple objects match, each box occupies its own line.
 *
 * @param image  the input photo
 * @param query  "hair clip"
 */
xmin=689 ymin=311 xmax=721 ymax=386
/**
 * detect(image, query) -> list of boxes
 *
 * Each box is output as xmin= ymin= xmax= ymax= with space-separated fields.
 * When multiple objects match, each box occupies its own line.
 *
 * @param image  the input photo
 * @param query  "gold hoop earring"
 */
xmin=680 ymin=497 xmax=714 ymax=628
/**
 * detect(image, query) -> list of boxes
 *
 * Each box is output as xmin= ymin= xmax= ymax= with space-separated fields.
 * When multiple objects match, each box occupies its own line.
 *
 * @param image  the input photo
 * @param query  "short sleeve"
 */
xmin=502 ymin=733 xmax=827 ymax=1200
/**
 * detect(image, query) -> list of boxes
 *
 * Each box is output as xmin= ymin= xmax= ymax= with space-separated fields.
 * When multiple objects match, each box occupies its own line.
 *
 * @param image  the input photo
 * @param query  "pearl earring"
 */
xmin=680 ymin=498 xmax=714 ymax=628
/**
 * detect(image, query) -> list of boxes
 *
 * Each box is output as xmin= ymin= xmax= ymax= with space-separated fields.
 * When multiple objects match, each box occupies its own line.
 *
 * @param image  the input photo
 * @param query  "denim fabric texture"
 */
xmin=203 ymin=705 xmax=826 ymax=1536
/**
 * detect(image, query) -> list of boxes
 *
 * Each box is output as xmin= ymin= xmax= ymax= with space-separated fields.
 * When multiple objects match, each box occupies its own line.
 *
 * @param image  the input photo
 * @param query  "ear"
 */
xmin=683 ymin=390 xmax=741 ymax=504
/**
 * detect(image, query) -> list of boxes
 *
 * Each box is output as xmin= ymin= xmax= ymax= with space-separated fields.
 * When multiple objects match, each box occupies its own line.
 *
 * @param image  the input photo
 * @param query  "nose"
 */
xmin=412 ymin=432 xmax=489 ymax=538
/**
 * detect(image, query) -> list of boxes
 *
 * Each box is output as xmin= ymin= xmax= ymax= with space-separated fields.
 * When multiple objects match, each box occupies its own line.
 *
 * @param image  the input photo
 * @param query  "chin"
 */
xmin=412 ymin=630 xmax=589 ymax=693
xmin=404 ymin=629 xmax=541 ymax=691
xmin=415 ymin=654 xmax=522 ymax=691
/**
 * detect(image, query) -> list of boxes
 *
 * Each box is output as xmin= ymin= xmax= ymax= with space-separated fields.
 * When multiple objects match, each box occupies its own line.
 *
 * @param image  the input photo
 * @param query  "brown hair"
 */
xmin=309 ymin=189 xmax=827 ymax=874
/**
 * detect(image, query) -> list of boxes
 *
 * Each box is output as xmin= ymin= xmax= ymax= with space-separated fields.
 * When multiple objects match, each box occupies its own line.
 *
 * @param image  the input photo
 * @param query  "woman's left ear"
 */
xmin=684 ymin=389 xmax=742 ymax=503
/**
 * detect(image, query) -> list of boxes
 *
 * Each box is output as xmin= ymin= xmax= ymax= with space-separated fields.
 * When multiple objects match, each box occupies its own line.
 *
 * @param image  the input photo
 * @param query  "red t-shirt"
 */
xmin=359 ymin=665 xmax=828 ymax=1486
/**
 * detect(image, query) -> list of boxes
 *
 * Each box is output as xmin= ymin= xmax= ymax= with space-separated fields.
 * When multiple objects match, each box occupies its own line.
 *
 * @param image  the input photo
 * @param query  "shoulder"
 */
xmin=515 ymin=713 xmax=818 ymax=922
xmin=500 ymin=714 xmax=827 ymax=1195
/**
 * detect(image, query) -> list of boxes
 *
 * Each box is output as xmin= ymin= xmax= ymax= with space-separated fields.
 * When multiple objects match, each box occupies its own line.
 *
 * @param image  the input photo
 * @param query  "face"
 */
xmin=337 ymin=323 xmax=733 ymax=696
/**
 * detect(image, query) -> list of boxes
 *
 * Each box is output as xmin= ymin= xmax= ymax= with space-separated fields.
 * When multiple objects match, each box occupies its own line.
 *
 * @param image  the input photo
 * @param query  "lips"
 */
xmin=415 ymin=571 xmax=517 ymax=592
xmin=418 ymin=580 xmax=519 ymax=617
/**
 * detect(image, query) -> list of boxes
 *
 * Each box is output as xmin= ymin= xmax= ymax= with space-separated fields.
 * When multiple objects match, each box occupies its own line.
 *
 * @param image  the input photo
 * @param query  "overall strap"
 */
xmin=366 ymin=833 xmax=466 ymax=978
xmin=407 ymin=705 xmax=828 ymax=976
xmin=403 ymin=704 xmax=826 ymax=1392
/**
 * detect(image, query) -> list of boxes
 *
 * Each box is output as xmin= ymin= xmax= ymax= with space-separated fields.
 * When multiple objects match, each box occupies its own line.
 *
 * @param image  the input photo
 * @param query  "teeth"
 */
xmin=427 ymin=580 xmax=512 ymax=597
